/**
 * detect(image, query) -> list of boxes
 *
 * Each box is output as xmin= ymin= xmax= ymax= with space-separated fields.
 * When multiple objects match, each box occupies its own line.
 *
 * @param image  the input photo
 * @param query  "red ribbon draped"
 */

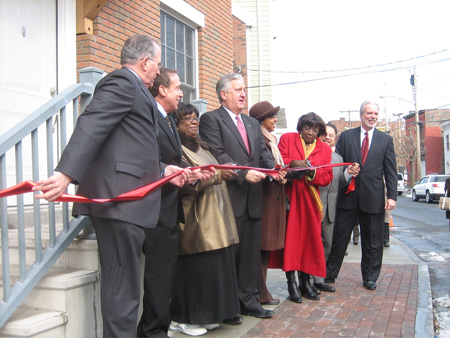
xmin=0 ymin=163 xmax=355 ymax=203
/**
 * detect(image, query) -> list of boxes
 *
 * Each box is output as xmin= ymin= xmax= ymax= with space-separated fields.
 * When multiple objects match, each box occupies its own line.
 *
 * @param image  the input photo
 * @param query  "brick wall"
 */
xmin=77 ymin=0 xmax=161 ymax=74
xmin=76 ymin=0 xmax=237 ymax=113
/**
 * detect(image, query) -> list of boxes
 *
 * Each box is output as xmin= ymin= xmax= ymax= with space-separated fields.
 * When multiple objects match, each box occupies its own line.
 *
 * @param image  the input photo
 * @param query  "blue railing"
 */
xmin=0 ymin=67 xmax=104 ymax=327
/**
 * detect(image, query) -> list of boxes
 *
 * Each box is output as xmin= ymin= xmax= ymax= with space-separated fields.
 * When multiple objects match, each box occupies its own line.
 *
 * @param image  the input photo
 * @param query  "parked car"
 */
xmin=411 ymin=174 xmax=450 ymax=203
xmin=397 ymin=173 xmax=405 ymax=195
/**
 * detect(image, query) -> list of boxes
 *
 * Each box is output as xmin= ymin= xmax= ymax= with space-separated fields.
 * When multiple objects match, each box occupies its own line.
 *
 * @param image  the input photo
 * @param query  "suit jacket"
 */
xmin=335 ymin=127 xmax=397 ymax=214
xmin=55 ymin=67 xmax=163 ymax=228
xmin=319 ymin=151 xmax=346 ymax=223
xmin=199 ymin=106 xmax=275 ymax=219
xmin=157 ymin=112 xmax=184 ymax=227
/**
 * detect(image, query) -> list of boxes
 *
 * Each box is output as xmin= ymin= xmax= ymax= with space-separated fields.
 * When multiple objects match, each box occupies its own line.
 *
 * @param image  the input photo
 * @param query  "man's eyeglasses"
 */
xmin=183 ymin=117 xmax=200 ymax=123
xmin=141 ymin=56 xmax=163 ymax=69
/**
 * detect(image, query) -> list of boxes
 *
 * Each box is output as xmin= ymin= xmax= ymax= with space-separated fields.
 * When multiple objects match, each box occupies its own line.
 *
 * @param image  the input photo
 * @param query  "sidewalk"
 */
xmin=169 ymin=235 xmax=433 ymax=338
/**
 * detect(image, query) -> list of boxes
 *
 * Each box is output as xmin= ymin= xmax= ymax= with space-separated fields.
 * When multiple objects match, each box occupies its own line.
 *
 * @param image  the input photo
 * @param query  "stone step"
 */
xmin=2 ymin=231 xmax=99 ymax=271
xmin=0 ymin=308 xmax=67 ymax=338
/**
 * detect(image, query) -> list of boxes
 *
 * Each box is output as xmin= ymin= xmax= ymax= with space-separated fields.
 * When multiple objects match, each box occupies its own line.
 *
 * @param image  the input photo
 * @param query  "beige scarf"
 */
xmin=261 ymin=126 xmax=284 ymax=166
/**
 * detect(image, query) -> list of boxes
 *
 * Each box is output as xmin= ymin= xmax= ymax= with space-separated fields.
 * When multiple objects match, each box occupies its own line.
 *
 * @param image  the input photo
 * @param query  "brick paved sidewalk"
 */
xmin=243 ymin=262 xmax=418 ymax=338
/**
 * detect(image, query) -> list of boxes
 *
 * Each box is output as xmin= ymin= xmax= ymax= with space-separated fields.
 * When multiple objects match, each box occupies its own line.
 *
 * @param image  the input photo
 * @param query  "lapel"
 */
xmin=157 ymin=111 xmax=182 ymax=155
xmin=294 ymin=134 xmax=307 ymax=160
xmin=364 ymin=128 xmax=380 ymax=165
xmin=219 ymin=107 xmax=250 ymax=155
xmin=351 ymin=127 xmax=362 ymax=164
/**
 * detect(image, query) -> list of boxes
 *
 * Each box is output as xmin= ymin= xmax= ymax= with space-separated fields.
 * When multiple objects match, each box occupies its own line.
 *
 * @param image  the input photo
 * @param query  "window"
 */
xmin=161 ymin=11 xmax=196 ymax=102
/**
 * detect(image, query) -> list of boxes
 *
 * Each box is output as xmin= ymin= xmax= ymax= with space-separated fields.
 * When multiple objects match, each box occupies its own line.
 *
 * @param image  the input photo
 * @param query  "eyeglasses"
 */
xmin=183 ymin=117 xmax=200 ymax=123
xmin=141 ymin=56 xmax=163 ymax=69
xmin=148 ymin=58 xmax=163 ymax=69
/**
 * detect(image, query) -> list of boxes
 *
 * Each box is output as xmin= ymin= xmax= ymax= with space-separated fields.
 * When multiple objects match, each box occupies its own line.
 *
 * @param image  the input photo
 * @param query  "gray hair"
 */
xmin=216 ymin=73 xmax=245 ymax=103
xmin=120 ymin=35 xmax=161 ymax=65
xmin=360 ymin=101 xmax=379 ymax=115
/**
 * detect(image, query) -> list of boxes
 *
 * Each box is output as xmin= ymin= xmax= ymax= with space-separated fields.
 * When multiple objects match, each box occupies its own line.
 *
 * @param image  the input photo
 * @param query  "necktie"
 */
xmin=235 ymin=114 xmax=250 ymax=154
xmin=361 ymin=131 xmax=369 ymax=165
xmin=165 ymin=115 xmax=173 ymax=132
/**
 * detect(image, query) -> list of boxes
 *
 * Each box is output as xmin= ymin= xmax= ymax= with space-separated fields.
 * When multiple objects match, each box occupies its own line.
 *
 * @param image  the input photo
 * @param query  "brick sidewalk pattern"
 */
xmin=243 ymin=263 xmax=418 ymax=338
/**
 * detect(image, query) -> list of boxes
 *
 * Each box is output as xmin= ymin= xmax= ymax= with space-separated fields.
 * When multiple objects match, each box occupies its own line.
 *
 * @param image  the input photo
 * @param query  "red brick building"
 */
xmin=404 ymin=109 xmax=450 ymax=183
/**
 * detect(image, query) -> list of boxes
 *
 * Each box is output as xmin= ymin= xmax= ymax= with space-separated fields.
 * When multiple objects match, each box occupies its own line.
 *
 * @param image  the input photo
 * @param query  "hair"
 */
xmin=171 ymin=102 xmax=199 ymax=126
xmin=216 ymin=73 xmax=245 ymax=103
xmin=149 ymin=68 xmax=178 ymax=97
xmin=296 ymin=112 xmax=326 ymax=137
xmin=326 ymin=123 xmax=338 ymax=136
xmin=120 ymin=35 xmax=160 ymax=65
xmin=360 ymin=101 xmax=379 ymax=116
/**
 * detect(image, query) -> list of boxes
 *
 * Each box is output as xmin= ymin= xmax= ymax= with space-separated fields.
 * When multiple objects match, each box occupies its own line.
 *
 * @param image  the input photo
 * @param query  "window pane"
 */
xmin=177 ymin=52 xmax=185 ymax=82
xmin=166 ymin=48 xmax=175 ymax=69
xmin=185 ymin=27 xmax=194 ymax=56
xmin=161 ymin=47 xmax=166 ymax=67
xmin=166 ymin=16 xmax=175 ymax=48
xmin=176 ymin=21 xmax=184 ymax=52
xmin=186 ymin=57 xmax=194 ymax=86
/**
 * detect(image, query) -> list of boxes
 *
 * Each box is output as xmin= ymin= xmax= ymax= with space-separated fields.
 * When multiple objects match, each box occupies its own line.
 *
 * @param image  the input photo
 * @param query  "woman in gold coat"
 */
xmin=169 ymin=103 xmax=241 ymax=335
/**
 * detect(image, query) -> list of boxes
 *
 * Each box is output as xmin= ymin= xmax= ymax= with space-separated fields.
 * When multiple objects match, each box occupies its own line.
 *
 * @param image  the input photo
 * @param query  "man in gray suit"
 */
xmin=199 ymin=73 xmax=281 ymax=320
xmin=312 ymin=123 xmax=359 ymax=293
xmin=33 ymin=35 xmax=188 ymax=337
xmin=326 ymin=101 xmax=397 ymax=291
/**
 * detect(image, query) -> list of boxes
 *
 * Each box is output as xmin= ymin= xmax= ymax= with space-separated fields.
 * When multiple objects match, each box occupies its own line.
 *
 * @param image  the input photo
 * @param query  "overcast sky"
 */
xmin=268 ymin=0 xmax=450 ymax=131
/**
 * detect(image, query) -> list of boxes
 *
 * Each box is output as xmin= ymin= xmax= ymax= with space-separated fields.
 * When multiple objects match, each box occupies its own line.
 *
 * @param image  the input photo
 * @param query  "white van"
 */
xmin=397 ymin=173 xmax=405 ymax=195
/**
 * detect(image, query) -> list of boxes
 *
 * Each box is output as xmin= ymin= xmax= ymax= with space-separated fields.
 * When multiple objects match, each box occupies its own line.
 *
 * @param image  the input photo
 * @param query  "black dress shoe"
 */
xmin=261 ymin=299 xmax=280 ymax=305
xmin=363 ymin=280 xmax=377 ymax=290
xmin=223 ymin=315 xmax=243 ymax=325
xmin=314 ymin=282 xmax=336 ymax=293
xmin=324 ymin=277 xmax=335 ymax=284
xmin=241 ymin=307 xmax=274 ymax=318
xmin=309 ymin=284 xmax=321 ymax=295
xmin=384 ymin=242 xmax=390 ymax=247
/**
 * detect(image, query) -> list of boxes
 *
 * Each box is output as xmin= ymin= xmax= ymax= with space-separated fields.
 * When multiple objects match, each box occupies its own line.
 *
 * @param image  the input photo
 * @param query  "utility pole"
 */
xmin=339 ymin=110 xmax=359 ymax=129
xmin=411 ymin=66 xmax=421 ymax=182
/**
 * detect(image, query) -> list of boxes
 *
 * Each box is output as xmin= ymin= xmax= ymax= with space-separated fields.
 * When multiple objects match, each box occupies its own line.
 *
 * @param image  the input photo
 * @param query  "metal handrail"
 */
xmin=0 ymin=67 xmax=104 ymax=327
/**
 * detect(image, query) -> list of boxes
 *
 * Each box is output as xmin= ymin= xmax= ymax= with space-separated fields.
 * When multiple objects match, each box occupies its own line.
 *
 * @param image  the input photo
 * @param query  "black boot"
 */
xmin=297 ymin=271 xmax=320 ymax=295
xmin=299 ymin=271 xmax=320 ymax=301
xmin=285 ymin=271 xmax=302 ymax=303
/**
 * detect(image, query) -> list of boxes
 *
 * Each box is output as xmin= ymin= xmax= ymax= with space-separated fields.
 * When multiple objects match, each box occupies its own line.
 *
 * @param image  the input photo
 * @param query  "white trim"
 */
xmin=160 ymin=0 xmax=204 ymax=28
xmin=232 ymin=2 xmax=256 ymax=27
xmin=57 ymin=0 xmax=76 ymax=92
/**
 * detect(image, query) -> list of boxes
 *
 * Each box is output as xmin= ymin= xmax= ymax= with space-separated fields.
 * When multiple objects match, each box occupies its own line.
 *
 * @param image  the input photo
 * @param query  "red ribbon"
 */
xmin=0 ymin=163 xmax=355 ymax=203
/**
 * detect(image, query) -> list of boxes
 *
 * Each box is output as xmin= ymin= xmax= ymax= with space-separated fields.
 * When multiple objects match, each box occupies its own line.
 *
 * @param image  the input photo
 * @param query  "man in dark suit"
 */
xmin=326 ymin=101 xmax=397 ymax=290
xmin=137 ymin=68 xmax=184 ymax=337
xmin=33 ymin=35 xmax=188 ymax=338
xmin=199 ymin=73 xmax=279 ymax=320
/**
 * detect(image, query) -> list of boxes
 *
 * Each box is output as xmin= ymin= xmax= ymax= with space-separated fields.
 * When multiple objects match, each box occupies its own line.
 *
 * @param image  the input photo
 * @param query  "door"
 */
xmin=0 ymin=0 xmax=57 ymax=204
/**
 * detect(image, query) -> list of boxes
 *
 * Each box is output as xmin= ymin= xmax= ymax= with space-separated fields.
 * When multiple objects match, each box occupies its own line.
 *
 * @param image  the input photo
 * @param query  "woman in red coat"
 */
xmin=278 ymin=112 xmax=332 ymax=301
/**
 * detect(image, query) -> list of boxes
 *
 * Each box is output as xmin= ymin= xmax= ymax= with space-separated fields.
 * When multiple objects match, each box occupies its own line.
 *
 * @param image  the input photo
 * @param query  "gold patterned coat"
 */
xmin=178 ymin=145 xmax=239 ymax=255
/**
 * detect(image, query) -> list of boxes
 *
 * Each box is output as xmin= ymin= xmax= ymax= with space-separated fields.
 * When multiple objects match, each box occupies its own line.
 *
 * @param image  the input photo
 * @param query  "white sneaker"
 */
xmin=169 ymin=321 xmax=207 ymax=336
xmin=201 ymin=323 xmax=220 ymax=330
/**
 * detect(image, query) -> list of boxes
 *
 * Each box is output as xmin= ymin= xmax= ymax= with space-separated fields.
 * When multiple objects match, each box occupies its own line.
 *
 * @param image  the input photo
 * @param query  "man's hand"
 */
xmin=347 ymin=163 xmax=360 ymax=177
xmin=245 ymin=169 xmax=266 ymax=183
xmin=187 ymin=167 xmax=216 ymax=184
xmin=32 ymin=171 xmax=72 ymax=202
xmin=165 ymin=165 xmax=189 ymax=187
xmin=385 ymin=198 xmax=396 ymax=210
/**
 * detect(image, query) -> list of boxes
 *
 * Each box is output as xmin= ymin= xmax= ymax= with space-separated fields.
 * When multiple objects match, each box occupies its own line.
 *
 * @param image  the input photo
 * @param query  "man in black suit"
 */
xmin=33 ymin=35 xmax=188 ymax=337
xmin=137 ymin=68 xmax=184 ymax=337
xmin=326 ymin=101 xmax=397 ymax=290
xmin=199 ymin=73 xmax=279 ymax=320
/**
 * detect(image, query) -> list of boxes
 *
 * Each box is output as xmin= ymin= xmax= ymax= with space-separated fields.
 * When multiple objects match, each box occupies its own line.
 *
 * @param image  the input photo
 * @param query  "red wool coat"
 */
xmin=273 ymin=132 xmax=332 ymax=277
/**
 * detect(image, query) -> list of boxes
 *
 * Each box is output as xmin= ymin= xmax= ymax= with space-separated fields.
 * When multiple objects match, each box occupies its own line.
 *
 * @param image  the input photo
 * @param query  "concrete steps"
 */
xmin=0 ymin=231 xmax=101 ymax=337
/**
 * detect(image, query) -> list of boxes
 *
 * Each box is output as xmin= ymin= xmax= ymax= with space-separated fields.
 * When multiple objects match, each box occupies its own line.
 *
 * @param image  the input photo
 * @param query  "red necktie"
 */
xmin=236 ymin=114 xmax=251 ymax=154
xmin=361 ymin=131 xmax=369 ymax=165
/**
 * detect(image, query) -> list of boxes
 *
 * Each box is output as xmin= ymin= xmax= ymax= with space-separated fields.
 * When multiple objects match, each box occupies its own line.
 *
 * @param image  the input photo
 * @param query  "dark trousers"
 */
xmin=234 ymin=215 xmax=262 ymax=311
xmin=326 ymin=207 xmax=385 ymax=282
xmin=137 ymin=225 xmax=179 ymax=338
xmin=90 ymin=216 xmax=147 ymax=338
